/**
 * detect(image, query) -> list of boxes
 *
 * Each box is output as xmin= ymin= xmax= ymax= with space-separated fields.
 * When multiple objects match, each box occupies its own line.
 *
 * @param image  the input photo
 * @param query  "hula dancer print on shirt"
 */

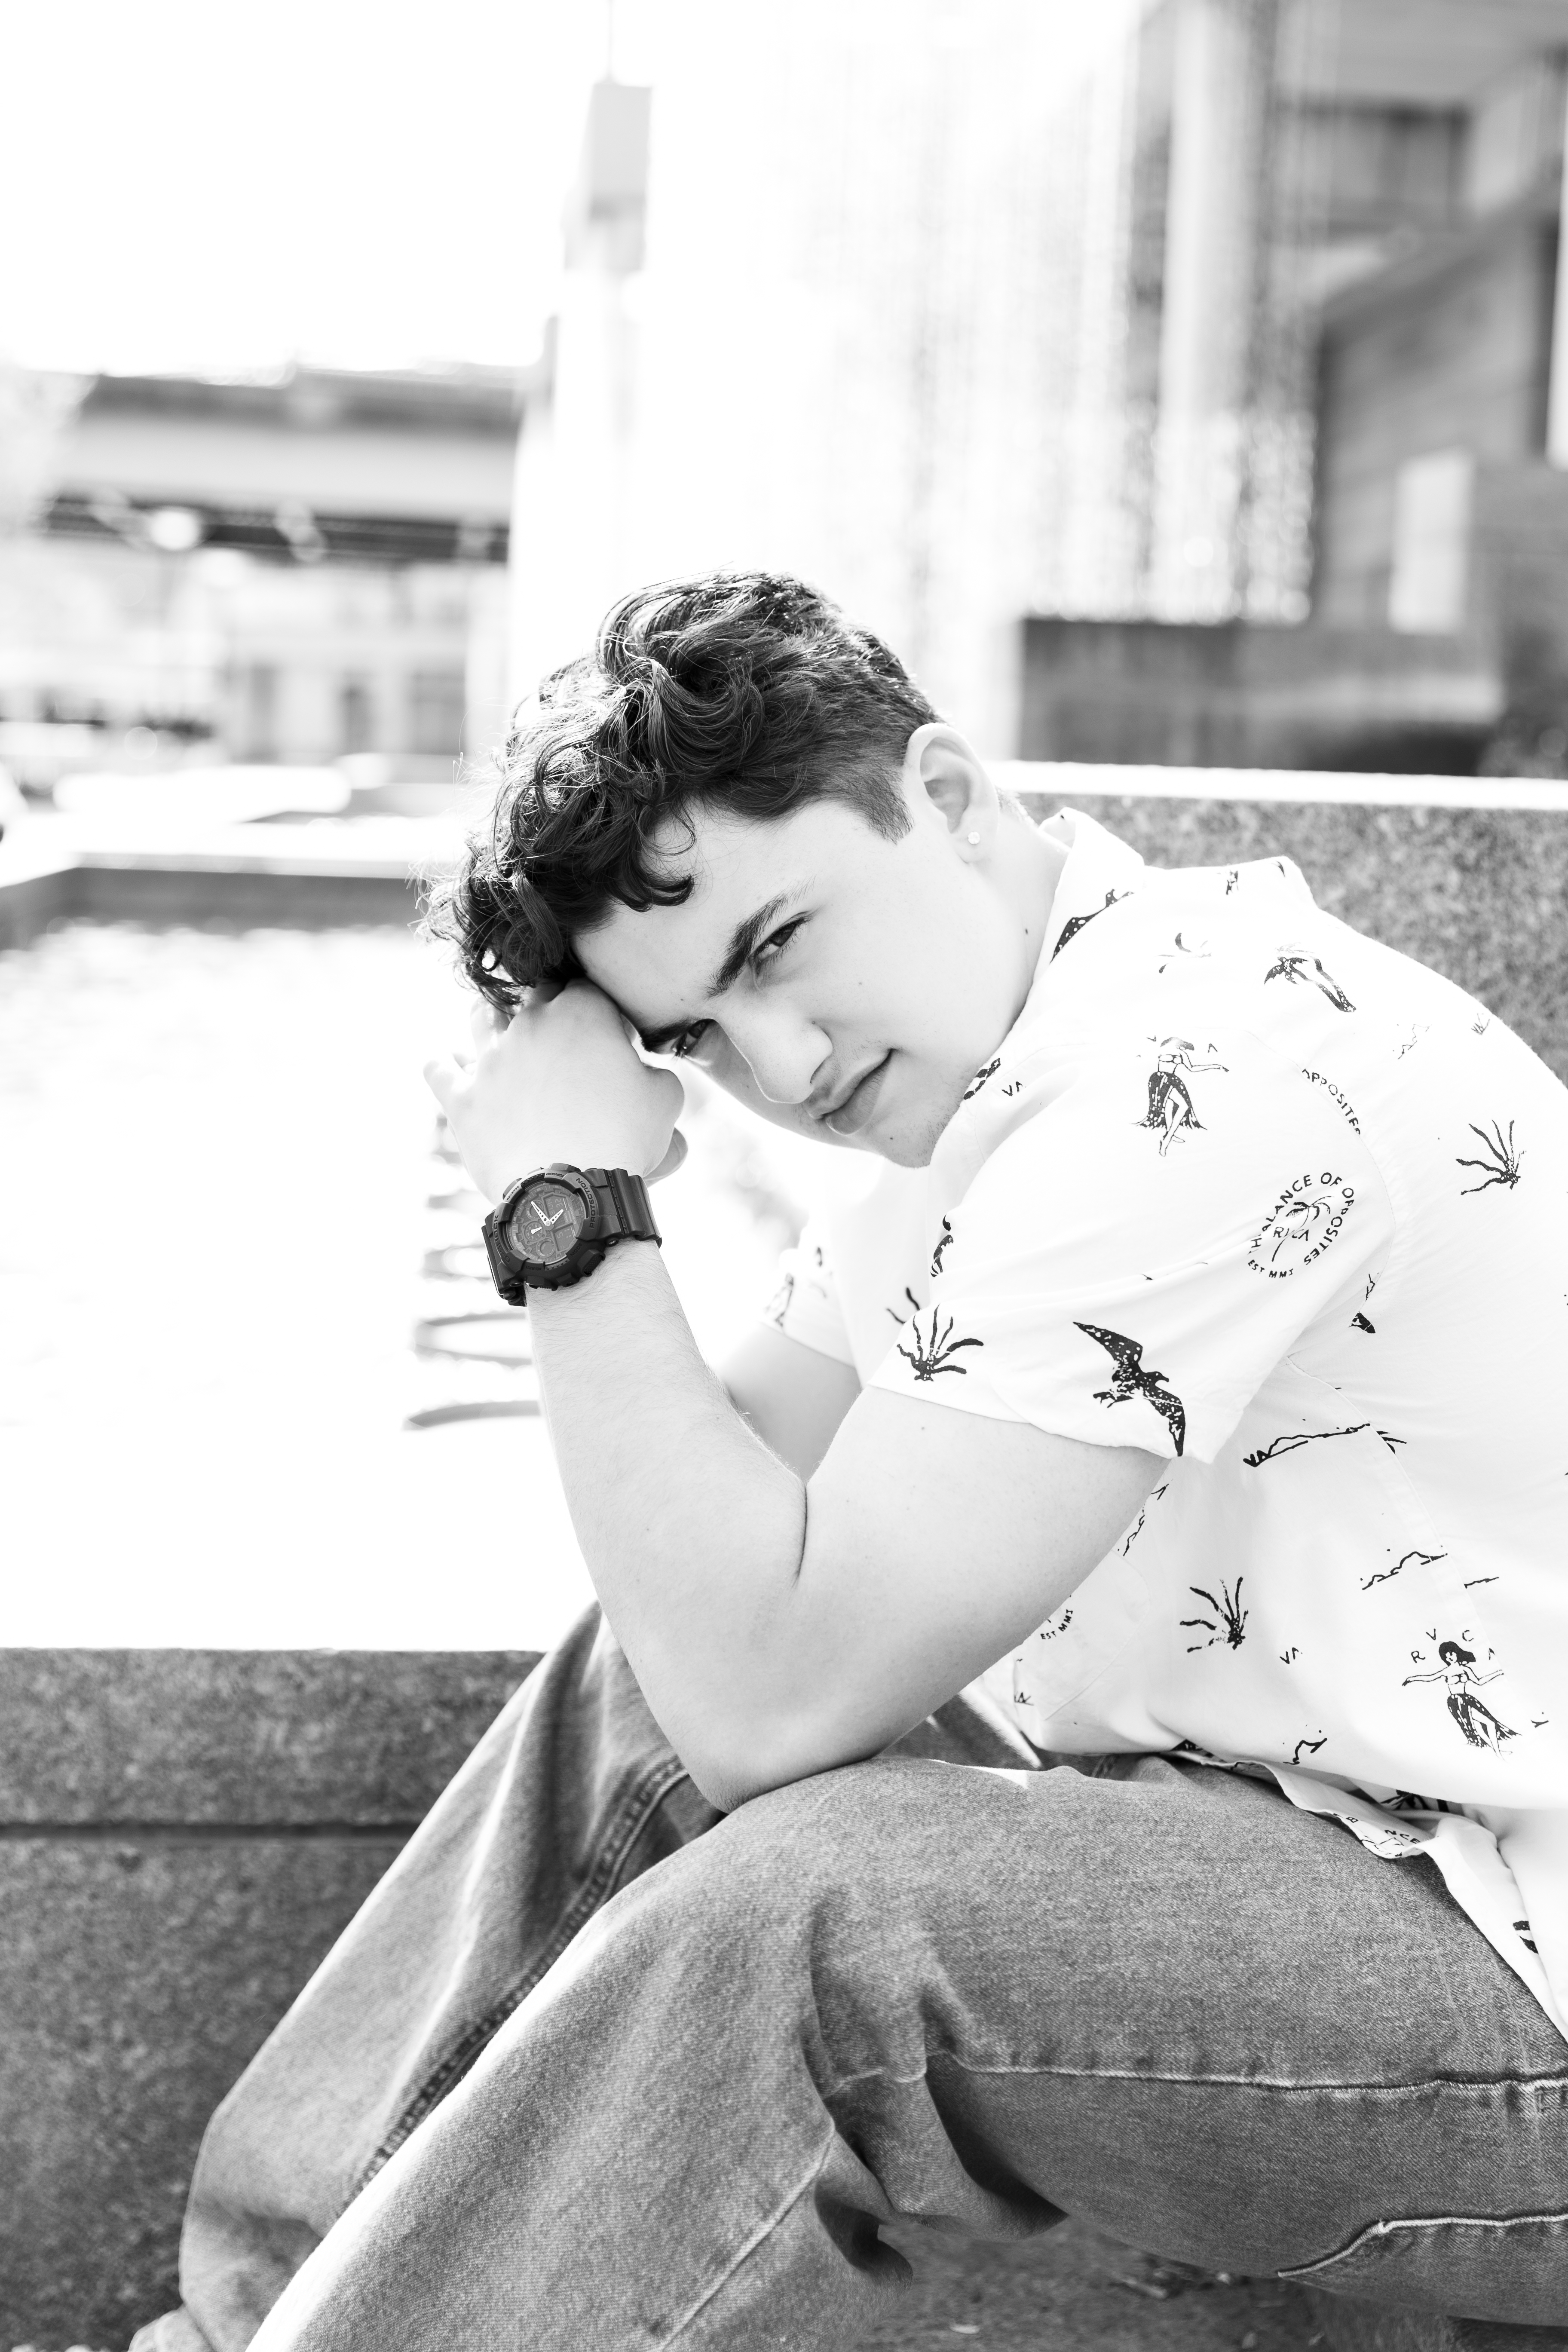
xmin=1264 ymin=950 xmax=1355 ymax=1013
xmin=1075 ymin=1323 xmax=1186 ymax=1455
xmin=1138 ymin=1038 xmax=1227 ymax=1155
xmin=897 ymin=1308 xmax=983 ymax=1381
xmin=1403 ymin=1639 xmax=1516 ymax=1750
xmin=1457 ymin=1120 xmax=1522 ymax=1194
xmin=1051 ymin=888 xmax=1131 ymax=959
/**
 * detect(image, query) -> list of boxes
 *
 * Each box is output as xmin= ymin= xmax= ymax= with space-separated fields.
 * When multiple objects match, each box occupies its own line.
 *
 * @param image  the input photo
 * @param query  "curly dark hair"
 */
xmin=424 ymin=571 xmax=937 ymax=1010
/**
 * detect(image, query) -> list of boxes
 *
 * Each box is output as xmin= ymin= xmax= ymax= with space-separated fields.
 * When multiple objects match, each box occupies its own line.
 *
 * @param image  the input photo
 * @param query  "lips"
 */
xmin=821 ymin=1053 xmax=892 ymax=1137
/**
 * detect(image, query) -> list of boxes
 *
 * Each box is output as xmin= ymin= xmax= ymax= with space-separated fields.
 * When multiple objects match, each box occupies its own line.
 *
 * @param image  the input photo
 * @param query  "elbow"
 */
xmin=672 ymin=1709 xmax=876 ymax=1816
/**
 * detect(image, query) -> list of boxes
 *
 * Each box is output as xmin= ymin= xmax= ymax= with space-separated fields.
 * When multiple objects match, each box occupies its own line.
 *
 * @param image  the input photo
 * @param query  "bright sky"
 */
xmin=0 ymin=0 xmax=657 ymax=376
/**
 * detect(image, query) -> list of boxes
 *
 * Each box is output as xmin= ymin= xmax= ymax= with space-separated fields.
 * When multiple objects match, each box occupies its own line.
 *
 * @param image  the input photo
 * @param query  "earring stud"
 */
xmin=965 ymin=830 xmax=981 ymax=845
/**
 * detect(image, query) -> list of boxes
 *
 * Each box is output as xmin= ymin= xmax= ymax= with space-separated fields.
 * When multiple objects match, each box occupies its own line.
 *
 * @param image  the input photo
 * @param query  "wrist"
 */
xmin=476 ymin=1141 xmax=646 ymax=1206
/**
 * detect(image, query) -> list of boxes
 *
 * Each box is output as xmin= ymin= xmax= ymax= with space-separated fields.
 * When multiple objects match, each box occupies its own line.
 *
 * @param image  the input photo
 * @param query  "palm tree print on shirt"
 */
xmin=1403 ymin=1640 xmax=1516 ymax=1750
xmin=897 ymin=1308 xmax=983 ymax=1381
xmin=1182 ymin=1577 xmax=1248 ymax=1651
xmin=1075 ymin=1323 xmax=1186 ymax=1455
xmin=1051 ymin=888 xmax=1131 ymax=960
xmin=1138 ymin=1038 xmax=1227 ymax=1155
xmin=931 ymin=1218 xmax=955 ymax=1278
xmin=1457 ymin=1119 xmax=1522 ymax=1194
xmin=1263 ymin=950 xmax=1355 ymax=1013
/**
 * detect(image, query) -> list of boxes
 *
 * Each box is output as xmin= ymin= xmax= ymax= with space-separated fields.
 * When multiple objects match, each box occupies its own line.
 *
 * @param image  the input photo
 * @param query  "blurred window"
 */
xmin=408 ymin=670 xmax=465 ymax=756
xmin=1388 ymin=450 xmax=1473 ymax=635
xmin=244 ymin=665 xmax=278 ymax=761
xmin=340 ymin=677 xmax=372 ymax=756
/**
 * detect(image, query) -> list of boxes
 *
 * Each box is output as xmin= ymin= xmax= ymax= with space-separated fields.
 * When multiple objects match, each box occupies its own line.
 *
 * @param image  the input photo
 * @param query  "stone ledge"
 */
xmin=0 ymin=1649 xmax=536 ymax=1826
xmin=0 ymin=1650 xmax=535 ymax=2351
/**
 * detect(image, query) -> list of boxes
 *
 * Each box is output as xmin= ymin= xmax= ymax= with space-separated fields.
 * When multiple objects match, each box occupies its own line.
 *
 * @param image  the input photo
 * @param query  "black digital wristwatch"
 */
xmin=481 ymin=1164 xmax=662 ymax=1299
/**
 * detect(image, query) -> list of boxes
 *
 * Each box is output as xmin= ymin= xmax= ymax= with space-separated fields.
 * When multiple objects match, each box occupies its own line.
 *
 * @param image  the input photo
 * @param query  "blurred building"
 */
xmin=511 ymin=0 xmax=1568 ymax=774
xmin=0 ymin=362 xmax=542 ymax=787
xmin=1020 ymin=0 xmax=1568 ymax=772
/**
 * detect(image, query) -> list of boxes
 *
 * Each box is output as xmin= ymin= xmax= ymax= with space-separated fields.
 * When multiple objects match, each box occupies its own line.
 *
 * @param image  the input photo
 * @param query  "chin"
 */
xmin=867 ymin=1103 xmax=956 ymax=1168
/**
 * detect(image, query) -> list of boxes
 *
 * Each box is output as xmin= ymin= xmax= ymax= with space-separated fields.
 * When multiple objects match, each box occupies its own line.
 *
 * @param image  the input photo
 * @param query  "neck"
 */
xmin=993 ymin=801 xmax=1069 ymax=1007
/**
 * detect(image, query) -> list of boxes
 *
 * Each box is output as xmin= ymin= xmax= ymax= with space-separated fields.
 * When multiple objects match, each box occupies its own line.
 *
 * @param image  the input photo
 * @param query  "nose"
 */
xmin=722 ymin=1004 xmax=831 ymax=1106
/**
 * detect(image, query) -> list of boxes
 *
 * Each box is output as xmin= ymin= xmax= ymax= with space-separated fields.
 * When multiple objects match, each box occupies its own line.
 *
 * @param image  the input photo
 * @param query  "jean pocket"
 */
xmin=1279 ymin=2211 xmax=1568 ymax=2328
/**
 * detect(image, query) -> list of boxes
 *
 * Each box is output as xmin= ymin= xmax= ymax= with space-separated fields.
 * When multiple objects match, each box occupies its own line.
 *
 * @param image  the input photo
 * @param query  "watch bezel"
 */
xmin=504 ymin=1168 xmax=600 ymax=1269
xmin=483 ymin=1164 xmax=608 ymax=1298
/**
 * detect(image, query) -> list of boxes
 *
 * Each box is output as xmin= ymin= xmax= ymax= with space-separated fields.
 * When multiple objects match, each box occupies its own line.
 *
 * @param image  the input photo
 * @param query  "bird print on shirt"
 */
xmin=1263 ymin=950 xmax=1355 ymax=1013
xmin=1051 ymin=888 xmax=1131 ymax=959
xmin=1075 ymin=1323 xmax=1186 ymax=1455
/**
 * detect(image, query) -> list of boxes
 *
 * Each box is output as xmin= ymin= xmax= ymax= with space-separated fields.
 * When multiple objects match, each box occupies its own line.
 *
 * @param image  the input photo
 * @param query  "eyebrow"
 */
xmin=635 ymin=887 xmax=805 ymax=1054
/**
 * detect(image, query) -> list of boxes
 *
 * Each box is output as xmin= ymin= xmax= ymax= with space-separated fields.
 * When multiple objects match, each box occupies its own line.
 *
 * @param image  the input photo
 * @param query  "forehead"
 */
xmin=573 ymin=796 xmax=876 ymax=1017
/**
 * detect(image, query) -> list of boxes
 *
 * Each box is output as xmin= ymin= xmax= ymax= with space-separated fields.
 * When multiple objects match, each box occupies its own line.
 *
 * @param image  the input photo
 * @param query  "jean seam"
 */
xmin=1277 ymin=2207 xmax=1568 ymax=2282
xmin=657 ymin=2126 xmax=840 ymax=2349
xmin=819 ymin=2052 xmax=1568 ymax=2103
xmin=347 ymin=1751 xmax=695 ymax=2202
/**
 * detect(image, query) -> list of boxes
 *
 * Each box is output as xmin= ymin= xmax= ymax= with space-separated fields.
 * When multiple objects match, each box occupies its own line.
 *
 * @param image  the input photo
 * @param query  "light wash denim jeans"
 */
xmin=151 ymin=1606 xmax=1568 ymax=2349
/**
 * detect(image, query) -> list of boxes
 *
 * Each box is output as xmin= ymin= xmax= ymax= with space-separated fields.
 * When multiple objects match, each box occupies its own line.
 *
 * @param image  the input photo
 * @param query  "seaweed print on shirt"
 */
xmin=1051 ymin=888 xmax=1131 ymax=960
xmin=1138 ymin=1038 xmax=1227 ymax=1155
xmin=1403 ymin=1638 xmax=1516 ymax=1750
xmin=1074 ymin=1323 xmax=1186 ymax=1455
xmin=1457 ymin=1120 xmax=1522 ymax=1194
xmin=766 ymin=1271 xmax=794 ymax=1329
xmin=1182 ymin=1576 xmax=1248 ymax=1651
xmin=1263 ymin=950 xmax=1355 ymax=1013
xmin=897 ymin=1308 xmax=983 ymax=1381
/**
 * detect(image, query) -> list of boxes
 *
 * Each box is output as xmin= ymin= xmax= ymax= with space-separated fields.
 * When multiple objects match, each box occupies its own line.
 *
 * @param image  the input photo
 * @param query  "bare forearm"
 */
xmin=528 ymin=1240 xmax=807 ymax=1789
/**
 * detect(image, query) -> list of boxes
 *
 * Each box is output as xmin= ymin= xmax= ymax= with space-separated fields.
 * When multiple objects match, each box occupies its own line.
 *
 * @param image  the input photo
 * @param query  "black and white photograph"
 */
xmin=5 ymin=3 xmax=1568 ymax=2349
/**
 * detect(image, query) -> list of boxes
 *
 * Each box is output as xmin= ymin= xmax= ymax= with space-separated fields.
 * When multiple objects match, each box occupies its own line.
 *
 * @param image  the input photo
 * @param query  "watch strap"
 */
xmin=585 ymin=1167 xmax=660 ymax=1244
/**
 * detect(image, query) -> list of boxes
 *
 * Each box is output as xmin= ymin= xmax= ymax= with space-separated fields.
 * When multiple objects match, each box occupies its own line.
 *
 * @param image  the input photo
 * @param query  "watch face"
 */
xmin=506 ymin=1179 xmax=589 ymax=1268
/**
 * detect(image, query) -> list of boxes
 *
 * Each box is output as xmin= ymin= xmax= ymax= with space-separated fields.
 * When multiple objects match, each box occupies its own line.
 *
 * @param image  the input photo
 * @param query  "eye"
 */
xmin=665 ymin=1020 xmax=714 ymax=1061
xmin=753 ymin=916 xmax=805 ymax=971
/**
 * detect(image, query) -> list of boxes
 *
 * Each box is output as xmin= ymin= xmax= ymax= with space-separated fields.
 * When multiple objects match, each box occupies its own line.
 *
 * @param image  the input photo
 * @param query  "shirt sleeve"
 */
xmin=867 ymin=1023 xmax=1395 ymax=1464
xmin=758 ymin=1213 xmax=857 ymax=1367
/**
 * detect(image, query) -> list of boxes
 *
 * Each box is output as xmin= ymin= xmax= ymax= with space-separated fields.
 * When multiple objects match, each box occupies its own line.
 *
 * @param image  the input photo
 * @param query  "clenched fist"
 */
xmin=424 ymin=983 xmax=686 ymax=1204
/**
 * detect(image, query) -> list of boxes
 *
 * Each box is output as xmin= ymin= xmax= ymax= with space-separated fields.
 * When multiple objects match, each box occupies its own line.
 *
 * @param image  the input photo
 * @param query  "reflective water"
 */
xmin=0 ymin=922 xmax=809 ymax=1648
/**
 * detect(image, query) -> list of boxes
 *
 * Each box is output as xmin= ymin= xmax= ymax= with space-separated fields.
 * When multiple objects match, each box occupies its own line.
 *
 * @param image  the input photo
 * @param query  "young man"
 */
xmin=149 ymin=573 xmax=1568 ymax=2349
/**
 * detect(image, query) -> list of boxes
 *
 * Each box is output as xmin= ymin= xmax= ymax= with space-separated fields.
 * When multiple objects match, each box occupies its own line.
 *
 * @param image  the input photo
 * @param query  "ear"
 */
xmin=900 ymin=723 xmax=998 ymax=859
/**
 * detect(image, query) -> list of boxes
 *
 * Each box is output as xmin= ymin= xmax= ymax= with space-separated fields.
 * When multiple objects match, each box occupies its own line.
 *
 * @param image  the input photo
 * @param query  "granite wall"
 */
xmin=1018 ymin=794 xmax=1568 ymax=1088
xmin=0 ymin=1649 xmax=536 ymax=2352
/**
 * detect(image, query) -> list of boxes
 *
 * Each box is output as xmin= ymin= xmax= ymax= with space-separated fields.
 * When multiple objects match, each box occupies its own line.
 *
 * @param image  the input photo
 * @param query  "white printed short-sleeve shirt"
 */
xmin=764 ymin=810 xmax=1568 ymax=2037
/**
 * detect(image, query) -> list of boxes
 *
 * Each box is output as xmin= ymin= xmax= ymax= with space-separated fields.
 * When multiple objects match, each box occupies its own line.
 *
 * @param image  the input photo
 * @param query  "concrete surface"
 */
xmin=0 ymin=1651 xmax=535 ymax=2352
